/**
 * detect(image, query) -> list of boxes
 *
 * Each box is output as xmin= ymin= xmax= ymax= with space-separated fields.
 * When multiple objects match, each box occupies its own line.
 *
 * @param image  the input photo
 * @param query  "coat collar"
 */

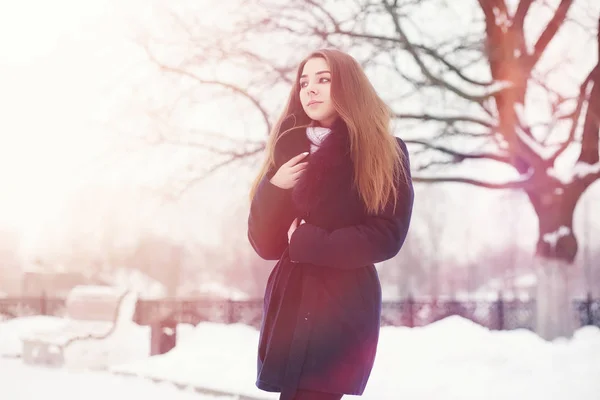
xmin=274 ymin=117 xmax=354 ymax=215
xmin=273 ymin=126 xmax=310 ymax=169
xmin=273 ymin=117 xmax=348 ymax=168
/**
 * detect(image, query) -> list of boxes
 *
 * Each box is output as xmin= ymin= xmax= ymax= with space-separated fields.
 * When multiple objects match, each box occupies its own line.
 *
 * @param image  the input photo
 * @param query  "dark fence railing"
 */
xmin=1 ymin=293 xmax=599 ymax=331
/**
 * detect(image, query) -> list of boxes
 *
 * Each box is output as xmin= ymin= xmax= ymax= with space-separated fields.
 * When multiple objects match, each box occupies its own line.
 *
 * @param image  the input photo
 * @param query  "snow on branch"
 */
xmin=542 ymin=226 xmax=571 ymax=249
xmin=547 ymin=162 xmax=600 ymax=185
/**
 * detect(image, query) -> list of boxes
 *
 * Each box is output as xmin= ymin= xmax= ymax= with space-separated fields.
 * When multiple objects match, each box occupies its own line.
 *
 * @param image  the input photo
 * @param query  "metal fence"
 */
xmin=1 ymin=293 xmax=599 ymax=330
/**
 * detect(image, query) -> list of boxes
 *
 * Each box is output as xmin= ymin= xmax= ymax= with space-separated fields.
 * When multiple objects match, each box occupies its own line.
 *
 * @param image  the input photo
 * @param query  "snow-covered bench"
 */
xmin=21 ymin=285 xmax=139 ymax=369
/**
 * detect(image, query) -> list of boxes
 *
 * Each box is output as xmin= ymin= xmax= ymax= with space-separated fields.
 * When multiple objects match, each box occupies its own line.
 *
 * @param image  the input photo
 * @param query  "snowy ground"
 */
xmin=1 ymin=316 xmax=600 ymax=399
xmin=0 ymin=357 xmax=233 ymax=400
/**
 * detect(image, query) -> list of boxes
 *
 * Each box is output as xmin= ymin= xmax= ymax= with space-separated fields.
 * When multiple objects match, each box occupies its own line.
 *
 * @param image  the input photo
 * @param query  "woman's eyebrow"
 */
xmin=300 ymin=70 xmax=331 ymax=79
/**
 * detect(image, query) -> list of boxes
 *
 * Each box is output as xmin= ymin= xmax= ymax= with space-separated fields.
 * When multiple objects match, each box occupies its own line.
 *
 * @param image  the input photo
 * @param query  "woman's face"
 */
xmin=299 ymin=57 xmax=338 ymax=128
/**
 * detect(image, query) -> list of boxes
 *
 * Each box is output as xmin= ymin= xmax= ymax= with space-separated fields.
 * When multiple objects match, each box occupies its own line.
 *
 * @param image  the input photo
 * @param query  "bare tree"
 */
xmin=131 ymin=0 xmax=599 ymax=339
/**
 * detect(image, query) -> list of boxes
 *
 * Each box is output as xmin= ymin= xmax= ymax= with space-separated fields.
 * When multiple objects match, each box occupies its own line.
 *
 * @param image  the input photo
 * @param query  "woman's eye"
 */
xmin=300 ymin=78 xmax=330 ymax=88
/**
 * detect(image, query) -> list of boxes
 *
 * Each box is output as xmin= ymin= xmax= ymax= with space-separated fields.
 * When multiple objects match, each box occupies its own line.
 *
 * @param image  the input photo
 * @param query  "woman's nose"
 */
xmin=305 ymin=82 xmax=317 ymax=95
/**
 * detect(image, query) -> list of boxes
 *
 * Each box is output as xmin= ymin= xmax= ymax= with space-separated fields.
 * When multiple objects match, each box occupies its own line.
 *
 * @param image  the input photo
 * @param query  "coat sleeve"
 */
xmin=288 ymin=139 xmax=414 ymax=269
xmin=247 ymin=172 xmax=297 ymax=260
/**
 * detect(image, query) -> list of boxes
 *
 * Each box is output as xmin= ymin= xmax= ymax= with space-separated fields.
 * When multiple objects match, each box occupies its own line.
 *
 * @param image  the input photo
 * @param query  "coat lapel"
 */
xmin=273 ymin=117 xmax=355 ymax=216
xmin=273 ymin=126 xmax=310 ymax=169
xmin=292 ymin=119 xmax=354 ymax=215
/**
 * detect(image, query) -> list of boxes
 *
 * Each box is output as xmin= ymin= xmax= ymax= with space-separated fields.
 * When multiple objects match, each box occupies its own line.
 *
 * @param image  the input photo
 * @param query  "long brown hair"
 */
xmin=249 ymin=48 xmax=409 ymax=214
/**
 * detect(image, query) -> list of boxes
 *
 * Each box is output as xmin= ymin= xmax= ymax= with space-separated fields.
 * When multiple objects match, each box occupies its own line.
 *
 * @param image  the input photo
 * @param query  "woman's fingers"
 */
xmin=275 ymin=153 xmax=309 ymax=189
xmin=291 ymin=170 xmax=306 ymax=180
xmin=289 ymin=161 xmax=308 ymax=172
xmin=285 ymin=152 xmax=309 ymax=167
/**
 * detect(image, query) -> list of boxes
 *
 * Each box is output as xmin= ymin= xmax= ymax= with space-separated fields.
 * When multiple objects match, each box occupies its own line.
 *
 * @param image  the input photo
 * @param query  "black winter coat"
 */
xmin=247 ymin=118 xmax=414 ymax=399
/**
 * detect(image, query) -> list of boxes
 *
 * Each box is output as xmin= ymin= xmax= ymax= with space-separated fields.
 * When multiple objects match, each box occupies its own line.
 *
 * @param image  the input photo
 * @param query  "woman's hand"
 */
xmin=270 ymin=152 xmax=309 ymax=189
xmin=288 ymin=217 xmax=306 ymax=243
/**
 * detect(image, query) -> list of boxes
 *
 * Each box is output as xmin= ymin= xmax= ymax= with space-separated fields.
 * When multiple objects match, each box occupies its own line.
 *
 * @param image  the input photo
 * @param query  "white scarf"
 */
xmin=306 ymin=126 xmax=332 ymax=153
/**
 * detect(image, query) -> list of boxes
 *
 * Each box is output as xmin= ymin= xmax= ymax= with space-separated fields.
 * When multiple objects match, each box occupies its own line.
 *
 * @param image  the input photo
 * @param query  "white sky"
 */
xmin=0 ymin=0 xmax=118 ymax=223
xmin=0 ymin=0 xmax=157 ymax=244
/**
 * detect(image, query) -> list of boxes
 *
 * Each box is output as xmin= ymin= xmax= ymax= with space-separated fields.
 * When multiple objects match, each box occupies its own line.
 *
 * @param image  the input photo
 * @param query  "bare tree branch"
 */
xmin=236 ymin=50 xmax=296 ymax=85
xmin=395 ymin=112 xmax=494 ymax=129
xmin=513 ymin=0 xmax=534 ymax=31
xmin=528 ymin=0 xmax=575 ymax=69
xmin=405 ymin=139 xmax=512 ymax=164
xmin=256 ymin=0 xmax=493 ymax=93
xmin=382 ymin=0 xmax=503 ymax=104
xmin=550 ymin=66 xmax=598 ymax=163
xmin=168 ymin=146 xmax=265 ymax=200
xmin=160 ymin=138 xmax=264 ymax=155
xmin=305 ymin=0 xmax=343 ymax=31
xmin=412 ymin=175 xmax=532 ymax=189
xmin=413 ymin=157 xmax=463 ymax=172
xmin=185 ymin=129 xmax=266 ymax=145
xmin=577 ymin=70 xmax=600 ymax=165
xmin=141 ymin=42 xmax=273 ymax=135
xmin=136 ymin=0 xmax=599 ymax=234
xmin=415 ymin=45 xmax=493 ymax=87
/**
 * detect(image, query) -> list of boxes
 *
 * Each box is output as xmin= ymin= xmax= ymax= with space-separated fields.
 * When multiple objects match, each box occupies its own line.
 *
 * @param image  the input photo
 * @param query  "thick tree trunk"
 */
xmin=525 ymin=19 xmax=599 ymax=340
xmin=534 ymin=257 xmax=578 ymax=340
xmin=528 ymin=183 xmax=582 ymax=340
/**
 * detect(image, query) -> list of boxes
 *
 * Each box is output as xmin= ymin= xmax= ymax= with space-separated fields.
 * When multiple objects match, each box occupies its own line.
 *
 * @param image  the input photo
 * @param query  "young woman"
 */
xmin=247 ymin=48 xmax=414 ymax=400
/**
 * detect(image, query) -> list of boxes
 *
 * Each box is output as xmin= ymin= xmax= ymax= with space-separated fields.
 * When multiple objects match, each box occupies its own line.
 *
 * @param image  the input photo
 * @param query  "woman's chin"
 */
xmin=304 ymin=111 xmax=319 ymax=121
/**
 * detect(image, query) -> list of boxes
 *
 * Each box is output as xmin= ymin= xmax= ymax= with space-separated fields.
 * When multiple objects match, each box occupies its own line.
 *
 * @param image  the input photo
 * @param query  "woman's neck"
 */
xmin=314 ymin=116 xmax=339 ymax=129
